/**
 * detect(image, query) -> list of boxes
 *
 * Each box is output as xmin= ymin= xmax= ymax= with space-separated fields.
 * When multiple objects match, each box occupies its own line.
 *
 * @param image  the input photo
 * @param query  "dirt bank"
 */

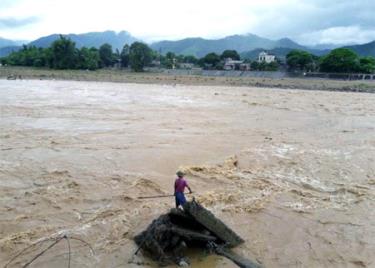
xmin=1 ymin=66 xmax=375 ymax=93
xmin=1 ymin=79 xmax=374 ymax=267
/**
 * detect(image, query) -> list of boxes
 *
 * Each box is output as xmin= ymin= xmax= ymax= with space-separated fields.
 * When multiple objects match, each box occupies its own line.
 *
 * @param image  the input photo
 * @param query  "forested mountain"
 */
xmin=344 ymin=41 xmax=375 ymax=57
xmin=28 ymin=31 xmax=138 ymax=50
xmin=150 ymin=34 xmax=310 ymax=57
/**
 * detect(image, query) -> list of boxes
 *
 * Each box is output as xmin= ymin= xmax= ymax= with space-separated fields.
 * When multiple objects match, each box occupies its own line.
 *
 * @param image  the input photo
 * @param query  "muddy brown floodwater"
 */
xmin=0 ymin=79 xmax=375 ymax=268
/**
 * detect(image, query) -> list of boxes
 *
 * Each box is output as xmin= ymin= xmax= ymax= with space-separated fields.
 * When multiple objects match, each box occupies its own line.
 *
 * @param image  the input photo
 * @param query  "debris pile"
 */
xmin=134 ymin=200 xmax=260 ymax=267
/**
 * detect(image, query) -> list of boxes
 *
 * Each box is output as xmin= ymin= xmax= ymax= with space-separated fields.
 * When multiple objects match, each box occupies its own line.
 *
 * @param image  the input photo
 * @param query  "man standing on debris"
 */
xmin=174 ymin=171 xmax=193 ymax=208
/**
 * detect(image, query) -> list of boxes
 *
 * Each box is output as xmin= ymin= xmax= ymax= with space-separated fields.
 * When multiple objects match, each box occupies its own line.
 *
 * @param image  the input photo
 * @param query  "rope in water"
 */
xmin=4 ymin=234 xmax=95 ymax=268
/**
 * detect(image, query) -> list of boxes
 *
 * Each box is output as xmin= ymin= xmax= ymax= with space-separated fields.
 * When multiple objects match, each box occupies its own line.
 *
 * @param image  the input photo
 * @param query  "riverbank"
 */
xmin=1 ymin=66 xmax=374 ymax=93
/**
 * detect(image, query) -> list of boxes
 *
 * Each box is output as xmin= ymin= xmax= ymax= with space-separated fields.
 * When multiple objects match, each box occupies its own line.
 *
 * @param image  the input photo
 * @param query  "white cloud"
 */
xmin=0 ymin=0 xmax=374 ymax=45
xmin=298 ymin=26 xmax=375 ymax=45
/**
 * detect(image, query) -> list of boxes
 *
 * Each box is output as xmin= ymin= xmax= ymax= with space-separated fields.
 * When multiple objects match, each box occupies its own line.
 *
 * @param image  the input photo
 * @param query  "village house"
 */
xmin=223 ymin=58 xmax=250 ymax=71
xmin=113 ymin=59 xmax=122 ymax=69
xmin=179 ymin=63 xmax=195 ymax=69
xmin=151 ymin=59 xmax=161 ymax=67
xmin=258 ymin=51 xmax=276 ymax=63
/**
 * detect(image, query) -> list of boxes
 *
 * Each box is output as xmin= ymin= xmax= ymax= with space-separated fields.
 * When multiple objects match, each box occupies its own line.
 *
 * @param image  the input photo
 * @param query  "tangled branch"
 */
xmin=4 ymin=234 xmax=95 ymax=268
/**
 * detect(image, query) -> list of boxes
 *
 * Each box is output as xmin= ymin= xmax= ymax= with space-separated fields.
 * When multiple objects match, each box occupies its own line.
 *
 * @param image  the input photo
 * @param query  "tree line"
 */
xmin=0 ymin=36 xmax=279 ymax=71
xmin=286 ymin=48 xmax=375 ymax=74
xmin=0 ymin=36 xmax=153 ymax=72
xmin=1 ymin=35 xmax=374 ymax=74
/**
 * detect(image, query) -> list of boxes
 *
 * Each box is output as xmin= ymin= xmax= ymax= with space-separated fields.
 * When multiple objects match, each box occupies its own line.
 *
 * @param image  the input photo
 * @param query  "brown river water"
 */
xmin=0 ymin=80 xmax=374 ymax=267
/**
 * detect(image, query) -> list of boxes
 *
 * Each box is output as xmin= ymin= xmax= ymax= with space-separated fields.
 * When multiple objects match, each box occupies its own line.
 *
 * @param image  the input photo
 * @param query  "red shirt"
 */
xmin=174 ymin=177 xmax=188 ymax=193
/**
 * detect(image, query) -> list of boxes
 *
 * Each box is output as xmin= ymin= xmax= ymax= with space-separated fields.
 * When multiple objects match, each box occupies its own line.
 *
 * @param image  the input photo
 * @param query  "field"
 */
xmin=1 ymin=76 xmax=375 ymax=267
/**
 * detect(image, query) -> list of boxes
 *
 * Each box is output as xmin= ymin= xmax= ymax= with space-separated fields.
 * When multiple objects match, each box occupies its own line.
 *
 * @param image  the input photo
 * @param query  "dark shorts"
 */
xmin=175 ymin=192 xmax=186 ymax=207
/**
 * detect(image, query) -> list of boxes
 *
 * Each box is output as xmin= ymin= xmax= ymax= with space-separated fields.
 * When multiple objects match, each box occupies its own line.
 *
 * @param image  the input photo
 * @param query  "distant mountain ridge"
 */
xmin=150 ymin=34 xmax=309 ymax=57
xmin=28 ymin=30 xmax=138 ymax=50
xmin=0 ymin=37 xmax=26 ymax=48
xmin=344 ymin=41 xmax=375 ymax=57
xmin=0 ymin=37 xmax=26 ymax=57
xmin=307 ymin=43 xmax=344 ymax=50
xmin=152 ymin=34 xmax=375 ymax=59
xmin=1 ymin=31 xmax=374 ymax=59
xmin=0 ymin=46 xmax=22 ymax=57
xmin=0 ymin=31 xmax=138 ymax=57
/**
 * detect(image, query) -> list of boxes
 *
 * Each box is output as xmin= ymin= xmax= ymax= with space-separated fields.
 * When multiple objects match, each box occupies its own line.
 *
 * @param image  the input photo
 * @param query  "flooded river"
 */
xmin=0 ymin=80 xmax=374 ymax=267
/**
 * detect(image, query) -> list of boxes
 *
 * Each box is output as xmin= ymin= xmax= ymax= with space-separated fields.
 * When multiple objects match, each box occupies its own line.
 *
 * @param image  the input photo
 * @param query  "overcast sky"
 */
xmin=0 ymin=0 xmax=374 ymax=45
